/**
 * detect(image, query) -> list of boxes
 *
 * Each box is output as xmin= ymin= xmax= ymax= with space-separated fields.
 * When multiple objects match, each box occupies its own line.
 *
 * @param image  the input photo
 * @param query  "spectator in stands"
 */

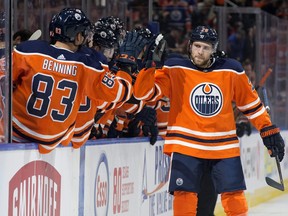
xmin=227 ymin=28 xmax=245 ymax=62
xmin=165 ymin=26 xmax=188 ymax=55
xmin=243 ymin=26 xmax=256 ymax=63
xmin=12 ymin=29 xmax=42 ymax=47
xmin=127 ymin=0 xmax=150 ymax=29
xmin=12 ymin=29 xmax=33 ymax=46
xmin=242 ymin=59 xmax=256 ymax=86
xmin=261 ymin=0 xmax=282 ymax=16
xmin=276 ymin=1 xmax=288 ymax=19
xmin=151 ymin=1 xmax=165 ymax=26
xmin=161 ymin=0 xmax=192 ymax=34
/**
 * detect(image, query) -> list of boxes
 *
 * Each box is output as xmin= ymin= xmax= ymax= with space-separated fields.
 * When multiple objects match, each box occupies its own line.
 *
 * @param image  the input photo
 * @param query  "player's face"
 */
xmin=85 ymin=31 xmax=94 ymax=48
xmin=118 ymin=30 xmax=126 ymax=46
xmin=103 ymin=47 xmax=115 ymax=61
xmin=190 ymin=41 xmax=213 ymax=68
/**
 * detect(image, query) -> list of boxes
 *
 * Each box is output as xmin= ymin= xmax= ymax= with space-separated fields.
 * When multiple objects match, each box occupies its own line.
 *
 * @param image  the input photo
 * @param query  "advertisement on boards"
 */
xmin=83 ymin=138 xmax=173 ymax=216
xmin=0 ymin=145 xmax=80 ymax=216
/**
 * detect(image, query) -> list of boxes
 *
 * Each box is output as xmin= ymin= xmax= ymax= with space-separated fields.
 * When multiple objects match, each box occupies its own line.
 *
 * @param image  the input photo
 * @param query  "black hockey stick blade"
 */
xmin=265 ymin=156 xmax=285 ymax=191
xmin=265 ymin=177 xmax=285 ymax=191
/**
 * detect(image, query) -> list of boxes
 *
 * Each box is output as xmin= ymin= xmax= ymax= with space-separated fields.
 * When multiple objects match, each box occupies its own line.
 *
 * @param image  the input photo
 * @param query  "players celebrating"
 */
xmin=133 ymin=25 xmax=285 ymax=215
xmin=12 ymin=8 xmax=134 ymax=153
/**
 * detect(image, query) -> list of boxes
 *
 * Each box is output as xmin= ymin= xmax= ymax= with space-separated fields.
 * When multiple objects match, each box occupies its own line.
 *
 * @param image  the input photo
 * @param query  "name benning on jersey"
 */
xmin=190 ymin=83 xmax=223 ymax=117
xmin=42 ymin=59 xmax=77 ymax=76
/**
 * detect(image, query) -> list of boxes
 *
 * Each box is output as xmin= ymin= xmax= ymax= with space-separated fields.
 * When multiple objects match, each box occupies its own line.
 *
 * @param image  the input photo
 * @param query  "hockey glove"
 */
xmin=88 ymin=125 xmax=98 ymax=140
xmin=142 ymin=124 xmax=159 ymax=145
xmin=135 ymin=106 xmax=158 ymax=145
xmin=127 ymin=118 xmax=141 ymax=137
xmin=116 ymin=31 xmax=148 ymax=72
xmin=107 ymin=118 xmax=123 ymax=138
xmin=236 ymin=122 xmax=252 ymax=138
xmin=143 ymin=34 xmax=167 ymax=69
xmin=89 ymin=124 xmax=104 ymax=139
xmin=260 ymin=125 xmax=285 ymax=162
xmin=135 ymin=106 xmax=157 ymax=126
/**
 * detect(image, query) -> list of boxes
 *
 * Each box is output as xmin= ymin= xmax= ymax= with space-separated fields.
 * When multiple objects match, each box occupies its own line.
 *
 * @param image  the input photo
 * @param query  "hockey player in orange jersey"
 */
xmin=71 ymin=16 xmax=127 ymax=148
xmin=133 ymin=25 xmax=285 ymax=215
xmin=74 ymin=24 xmax=156 ymax=145
xmin=105 ymin=27 xmax=160 ymax=144
xmin=12 ymin=8 xmax=134 ymax=154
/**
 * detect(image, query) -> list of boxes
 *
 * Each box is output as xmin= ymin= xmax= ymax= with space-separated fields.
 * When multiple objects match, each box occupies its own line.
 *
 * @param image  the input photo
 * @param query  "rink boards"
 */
xmin=0 ymin=132 xmax=288 ymax=216
xmin=215 ymin=131 xmax=288 ymax=215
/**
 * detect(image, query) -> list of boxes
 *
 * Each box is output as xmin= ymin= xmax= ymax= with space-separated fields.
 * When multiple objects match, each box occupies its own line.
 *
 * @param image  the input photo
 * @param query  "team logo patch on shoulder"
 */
xmin=190 ymin=83 xmax=223 ymax=117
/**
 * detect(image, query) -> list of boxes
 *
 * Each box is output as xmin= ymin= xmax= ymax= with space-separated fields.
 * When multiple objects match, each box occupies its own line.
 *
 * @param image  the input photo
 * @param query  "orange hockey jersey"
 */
xmin=134 ymin=57 xmax=272 ymax=159
xmin=12 ymin=40 xmax=132 ymax=153
xmin=71 ymin=97 xmax=107 ymax=148
xmin=71 ymin=48 xmax=132 ymax=148
xmin=90 ymin=97 xmax=145 ymax=137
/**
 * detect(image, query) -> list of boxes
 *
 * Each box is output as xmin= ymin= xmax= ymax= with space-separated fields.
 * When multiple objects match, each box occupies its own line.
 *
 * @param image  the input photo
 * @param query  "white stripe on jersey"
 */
xmin=167 ymin=126 xmax=236 ymax=137
xmin=165 ymin=139 xmax=240 ymax=150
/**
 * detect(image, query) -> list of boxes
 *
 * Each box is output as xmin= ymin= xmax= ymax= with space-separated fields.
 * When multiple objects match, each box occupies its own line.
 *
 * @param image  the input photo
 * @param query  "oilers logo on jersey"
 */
xmin=190 ymin=82 xmax=222 ymax=117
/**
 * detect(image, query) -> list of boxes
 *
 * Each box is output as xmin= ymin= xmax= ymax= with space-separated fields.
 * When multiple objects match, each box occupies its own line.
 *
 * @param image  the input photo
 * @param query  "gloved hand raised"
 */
xmin=260 ymin=125 xmax=285 ymax=162
xmin=117 ymin=31 xmax=149 ymax=71
xmin=142 ymin=34 xmax=167 ymax=69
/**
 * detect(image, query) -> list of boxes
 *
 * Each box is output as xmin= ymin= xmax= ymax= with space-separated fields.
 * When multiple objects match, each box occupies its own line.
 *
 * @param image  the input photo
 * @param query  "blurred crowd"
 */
xmin=2 ymin=0 xmax=287 ymax=61
xmin=128 ymin=0 xmax=288 ymax=27
xmin=127 ymin=0 xmax=287 ymax=59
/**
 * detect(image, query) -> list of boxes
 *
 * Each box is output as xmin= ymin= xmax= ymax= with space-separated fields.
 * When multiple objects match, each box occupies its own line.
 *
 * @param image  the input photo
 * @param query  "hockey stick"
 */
xmin=255 ymin=68 xmax=272 ymax=91
xmin=262 ymin=87 xmax=271 ymax=113
xmin=258 ymin=68 xmax=272 ymax=113
xmin=265 ymin=155 xmax=285 ymax=191
xmin=260 ymin=71 xmax=284 ymax=191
